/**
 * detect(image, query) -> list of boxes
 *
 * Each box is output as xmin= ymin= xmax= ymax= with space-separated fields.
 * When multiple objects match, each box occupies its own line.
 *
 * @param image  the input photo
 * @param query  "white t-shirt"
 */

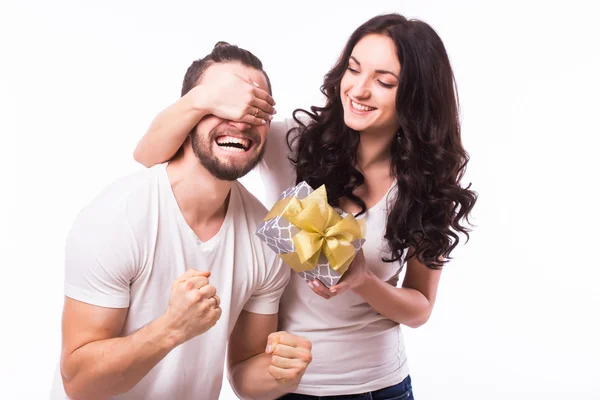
xmin=50 ymin=163 xmax=290 ymax=400
xmin=245 ymin=119 xmax=409 ymax=396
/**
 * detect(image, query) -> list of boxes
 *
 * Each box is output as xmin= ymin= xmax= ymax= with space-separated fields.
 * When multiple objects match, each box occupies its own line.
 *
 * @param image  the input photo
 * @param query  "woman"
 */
xmin=134 ymin=13 xmax=476 ymax=400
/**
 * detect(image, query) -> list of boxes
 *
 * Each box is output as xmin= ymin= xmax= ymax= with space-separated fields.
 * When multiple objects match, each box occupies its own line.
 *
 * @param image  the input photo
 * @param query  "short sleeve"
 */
xmin=250 ymin=118 xmax=301 ymax=208
xmin=63 ymin=206 xmax=139 ymax=309
xmin=243 ymin=254 xmax=290 ymax=315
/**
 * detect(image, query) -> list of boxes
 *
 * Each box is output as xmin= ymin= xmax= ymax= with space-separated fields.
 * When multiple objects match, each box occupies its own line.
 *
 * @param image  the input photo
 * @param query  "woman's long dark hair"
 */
xmin=287 ymin=13 xmax=477 ymax=269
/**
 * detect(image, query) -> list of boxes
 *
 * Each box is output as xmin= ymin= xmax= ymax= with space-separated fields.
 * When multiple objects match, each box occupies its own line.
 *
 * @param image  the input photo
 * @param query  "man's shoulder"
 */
xmin=232 ymin=181 xmax=269 ymax=221
xmin=74 ymin=165 xmax=164 ymax=228
xmin=231 ymin=181 xmax=279 ymax=260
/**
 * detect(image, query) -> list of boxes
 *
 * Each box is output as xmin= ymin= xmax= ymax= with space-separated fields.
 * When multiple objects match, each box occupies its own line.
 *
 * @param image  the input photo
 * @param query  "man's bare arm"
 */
xmin=60 ymin=270 xmax=219 ymax=400
xmin=227 ymin=311 xmax=312 ymax=400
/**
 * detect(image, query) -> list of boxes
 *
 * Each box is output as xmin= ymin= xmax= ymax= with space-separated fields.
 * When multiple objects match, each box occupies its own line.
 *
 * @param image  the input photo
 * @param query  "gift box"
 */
xmin=256 ymin=181 xmax=365 ymax=287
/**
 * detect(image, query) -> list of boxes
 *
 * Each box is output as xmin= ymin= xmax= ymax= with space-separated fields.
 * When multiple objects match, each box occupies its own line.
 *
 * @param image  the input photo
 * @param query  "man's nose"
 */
xmin=227 ymin=121 xmax=252 ymax=131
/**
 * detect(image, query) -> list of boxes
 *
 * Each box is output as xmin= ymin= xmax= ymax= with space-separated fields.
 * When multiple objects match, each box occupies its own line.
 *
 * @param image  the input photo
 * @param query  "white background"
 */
xmin=1 ymin=0 xmax=599 ymax=399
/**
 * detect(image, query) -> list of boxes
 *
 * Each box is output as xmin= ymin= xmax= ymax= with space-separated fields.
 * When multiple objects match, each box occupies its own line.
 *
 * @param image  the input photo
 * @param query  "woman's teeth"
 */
xmin=350 ymin=99 xmax=376 ymax=112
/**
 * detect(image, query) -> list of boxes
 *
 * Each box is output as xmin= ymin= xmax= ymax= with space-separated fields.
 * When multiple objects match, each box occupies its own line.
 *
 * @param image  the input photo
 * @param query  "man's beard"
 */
xmin=191 ymin=125 xmax=265 ymax=181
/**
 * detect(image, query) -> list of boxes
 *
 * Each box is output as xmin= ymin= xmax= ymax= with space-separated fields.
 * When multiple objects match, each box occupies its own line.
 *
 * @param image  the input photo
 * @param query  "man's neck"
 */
xmin=166 ymin=155 xmax=233 ymax=230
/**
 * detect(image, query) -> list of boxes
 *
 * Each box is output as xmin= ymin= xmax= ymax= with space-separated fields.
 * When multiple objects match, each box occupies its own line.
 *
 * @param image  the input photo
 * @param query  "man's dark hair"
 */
xmin=181 ymin=41 xmax=272 ymax=96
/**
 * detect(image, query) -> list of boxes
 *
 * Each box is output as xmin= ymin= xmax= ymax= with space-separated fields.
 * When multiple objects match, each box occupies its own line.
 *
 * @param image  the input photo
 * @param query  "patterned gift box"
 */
xmin=256 ymin=181 xmax=365 ymax=287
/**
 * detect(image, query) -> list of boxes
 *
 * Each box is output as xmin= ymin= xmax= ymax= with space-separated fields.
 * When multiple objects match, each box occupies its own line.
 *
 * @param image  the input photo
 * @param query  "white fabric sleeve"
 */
xmin=63 ymin=207 xmax=140 ymax=309
xmin=239 ymin=118 xmax=298 ymax=207
xmin=244 ymin=118 xmax=301 ymax=208
xmin=261 ymin=119 xmax=297 ymax=171
xmin=243 ymin=254 xmax=290 ymax=315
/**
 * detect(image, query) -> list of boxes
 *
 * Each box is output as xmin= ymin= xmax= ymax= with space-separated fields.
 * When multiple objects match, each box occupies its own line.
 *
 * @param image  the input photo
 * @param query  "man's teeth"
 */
xmin=216 ymin=136 xmax=251 ymax=151
xmin=351 ymin=99 xmax=376 ymax=112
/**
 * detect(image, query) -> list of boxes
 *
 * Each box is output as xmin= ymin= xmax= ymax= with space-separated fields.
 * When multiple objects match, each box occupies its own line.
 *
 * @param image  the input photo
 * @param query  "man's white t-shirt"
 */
xmin=50 ymin=163 xmax=290 ymax=400
xmin=244 ymin=119 xmax=409 ymax=396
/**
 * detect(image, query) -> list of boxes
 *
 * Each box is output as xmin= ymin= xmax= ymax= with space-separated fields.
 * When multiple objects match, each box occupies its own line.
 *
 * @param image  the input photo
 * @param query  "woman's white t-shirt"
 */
xmin=240 ymin=119 xmax=409 ymax=396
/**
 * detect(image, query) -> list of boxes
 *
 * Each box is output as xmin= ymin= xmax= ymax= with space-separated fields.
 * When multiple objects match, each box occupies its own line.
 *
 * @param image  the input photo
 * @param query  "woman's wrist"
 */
xmin=352 ymin=269 xmax=378 ymax=295
xmin=188 ymin=84 xmax=211 ymax=115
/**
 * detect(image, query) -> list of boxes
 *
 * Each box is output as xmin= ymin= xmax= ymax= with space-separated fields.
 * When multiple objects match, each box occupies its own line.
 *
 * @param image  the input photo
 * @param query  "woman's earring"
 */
xmin=396 ymin=131 xmax=402 ymax=144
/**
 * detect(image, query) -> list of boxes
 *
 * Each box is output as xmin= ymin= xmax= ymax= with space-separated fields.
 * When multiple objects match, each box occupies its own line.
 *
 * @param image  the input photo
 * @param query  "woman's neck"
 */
xmin=356 ymin=130 xmax=395 ymax=173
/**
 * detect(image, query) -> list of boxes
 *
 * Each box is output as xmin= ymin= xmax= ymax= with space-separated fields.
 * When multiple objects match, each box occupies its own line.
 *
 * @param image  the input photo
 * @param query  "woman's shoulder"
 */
xmin=264 ymin=118 xmax=294 ymax=155
xmin=270 ymin=117 xmax=297 ymax=133
xmin=270 ymin=113 xmax=312 ymax=137
xmin=264 ymin=112 xmax=311 ymax=156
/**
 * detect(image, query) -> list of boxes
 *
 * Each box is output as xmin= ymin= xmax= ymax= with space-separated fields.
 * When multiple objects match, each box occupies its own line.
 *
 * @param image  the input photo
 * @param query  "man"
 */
xmin=50 ymin=42 xmax=312 ymax=400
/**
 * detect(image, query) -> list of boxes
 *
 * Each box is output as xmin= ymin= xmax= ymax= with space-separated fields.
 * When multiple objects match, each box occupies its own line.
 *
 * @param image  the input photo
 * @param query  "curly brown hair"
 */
xmin=288 ymin=14 xmax=477 ymax=269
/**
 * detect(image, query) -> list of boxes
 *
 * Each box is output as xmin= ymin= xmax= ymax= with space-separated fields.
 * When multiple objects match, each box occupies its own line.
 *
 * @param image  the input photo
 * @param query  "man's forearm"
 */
xmin=229 ymin=353 xmax=296 ymax=400
xmin=62 ymin=314 xmax=180 ymax=400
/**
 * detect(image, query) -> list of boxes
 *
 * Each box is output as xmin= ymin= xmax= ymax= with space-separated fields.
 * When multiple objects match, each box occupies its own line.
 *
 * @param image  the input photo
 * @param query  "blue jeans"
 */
xmin=279 ymin=375 xmax=413 ymax=400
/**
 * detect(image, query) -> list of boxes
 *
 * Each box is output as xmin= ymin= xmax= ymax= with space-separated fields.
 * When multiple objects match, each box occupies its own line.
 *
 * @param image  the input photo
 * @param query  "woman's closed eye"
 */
xmin=378 ymin=81 xmax=395 ymax=89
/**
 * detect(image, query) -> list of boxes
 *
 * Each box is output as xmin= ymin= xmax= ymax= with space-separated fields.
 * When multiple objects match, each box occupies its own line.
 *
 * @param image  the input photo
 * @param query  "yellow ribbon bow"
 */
xmin=264 ymin=185 xmax=364 ymax=276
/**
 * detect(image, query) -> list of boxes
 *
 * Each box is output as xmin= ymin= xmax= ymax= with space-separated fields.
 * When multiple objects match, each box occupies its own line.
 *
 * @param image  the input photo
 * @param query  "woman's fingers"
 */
xmin=308 ymin=279 xmax=333 ymax=299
